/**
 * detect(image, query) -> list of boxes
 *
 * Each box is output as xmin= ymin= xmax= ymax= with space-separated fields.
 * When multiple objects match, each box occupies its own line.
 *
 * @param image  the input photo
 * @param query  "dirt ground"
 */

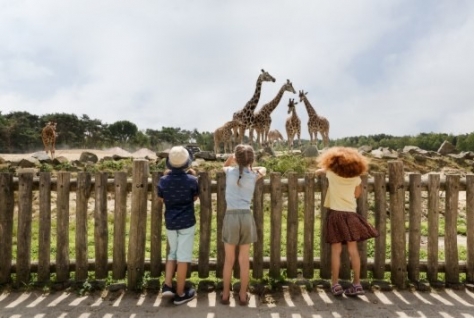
xmin=2 ymin=287 xmax=474 ymax=318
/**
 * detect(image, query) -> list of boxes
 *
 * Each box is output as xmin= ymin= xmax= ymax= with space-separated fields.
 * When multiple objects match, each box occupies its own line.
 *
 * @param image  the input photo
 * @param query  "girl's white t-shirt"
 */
xmin=323 ymin=170 xmax=361 ymax=212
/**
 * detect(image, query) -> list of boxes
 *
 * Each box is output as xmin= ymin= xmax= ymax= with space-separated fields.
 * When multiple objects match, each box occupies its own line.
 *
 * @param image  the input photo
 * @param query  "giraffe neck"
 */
xmin=260 ymin=85 xmax=287 ymax=115
xmin=302 ymin=96 xmax=318 ymax=118
xmin=244 ymin=77 xmax=264 ymax=112
xmin=291 ymin=109 xmax=299 ymax=122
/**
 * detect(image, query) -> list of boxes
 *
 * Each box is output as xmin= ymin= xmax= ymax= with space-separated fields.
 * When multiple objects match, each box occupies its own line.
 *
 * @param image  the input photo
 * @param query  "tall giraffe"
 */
xmin=213 ymin=119 xmax=241 ymax=154
xmin=285 ymin=98 xmax=301 ymax=149
xmin=298 ymin=90 xmax=330 ymax=147
xmin=41 ymin=121 xmax=57 ymax=159
xmin=252 ymin=79 xmax=296 ymax=146
xmin=232 ymin=69 xmax=276 ymax=144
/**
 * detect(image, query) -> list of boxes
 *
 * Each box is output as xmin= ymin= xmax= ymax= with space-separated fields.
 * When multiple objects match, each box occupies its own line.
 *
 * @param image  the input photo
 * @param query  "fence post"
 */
xmin=427 ymin=173 xmax=440 ymax=283
xmin=445 ymin=174 xmax=460 ymax=285
xmin=253 ymin=175 xmax=264 ymax=278
xmin=388 ymin=161 xmax=406 ymax=288
xmin=319 ymin=175 xmax=331 ymax=279
xmin=198 ymin=172 xmax=212 ymax=278
xmin=0 ymin=173 xmax=14 ymax=284
xmin=373 ymin=172 xmax=387 ymax=280
xmin=94 ymin=172 xmax=109 ymax=279
xmin=127 ymin=160 xmax=149 ymax=290
xmin=269 ymin=172 xmax=282 ymax=279
xmin=303 ymin=172 xmax=315 ymax=278
xmin=38 ymin=172 xmax=52 ymax=283
xmin=466 ymin=174 xmax=474 ymax=283
xmin=16 ymin=172 xmax=33 ymax=285
xmin=56 ymin=171 xmax=71 ymax=283
xmin=75 ymin=172 xmax=91 ymax=282
xmin=408 ymin=173 xmax=422 ymax=283
xmin=286 ymin=172 xmax=298 ymax=278
xmin=0 ymin=173 xmax=15 ymax=284
xmin=150 ymin=172 xmax=164 ymax=278
xmin=357 ymin=174 xmax=369 ymax=279
xmin=113 ymin=172 xmax=128 ymax=279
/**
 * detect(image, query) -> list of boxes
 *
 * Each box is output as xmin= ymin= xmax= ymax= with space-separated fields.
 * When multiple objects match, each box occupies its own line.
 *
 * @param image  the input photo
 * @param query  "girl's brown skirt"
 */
xmin=325 ymin=209 xmax=379 ymax=244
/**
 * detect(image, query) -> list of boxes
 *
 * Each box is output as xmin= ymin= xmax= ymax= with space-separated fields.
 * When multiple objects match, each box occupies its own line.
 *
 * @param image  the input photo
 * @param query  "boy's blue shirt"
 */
xmin=157 ymin=168 xmax=199 ymax=230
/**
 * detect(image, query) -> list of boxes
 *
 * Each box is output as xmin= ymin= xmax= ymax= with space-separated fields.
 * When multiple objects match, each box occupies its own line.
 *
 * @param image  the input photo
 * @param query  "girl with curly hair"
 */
xmin=316 ymin=146 xmax=379 ymax=297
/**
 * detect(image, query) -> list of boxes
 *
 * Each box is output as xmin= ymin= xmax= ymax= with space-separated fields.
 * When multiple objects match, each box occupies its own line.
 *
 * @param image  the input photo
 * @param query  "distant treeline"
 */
xmin=1 ymin=111 xmax=474 ymax=153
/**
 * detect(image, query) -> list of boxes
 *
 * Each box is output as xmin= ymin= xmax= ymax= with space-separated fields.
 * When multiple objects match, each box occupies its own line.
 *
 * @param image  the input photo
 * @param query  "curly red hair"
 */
xmin=317 ymin=146 xmax=368 ymax=178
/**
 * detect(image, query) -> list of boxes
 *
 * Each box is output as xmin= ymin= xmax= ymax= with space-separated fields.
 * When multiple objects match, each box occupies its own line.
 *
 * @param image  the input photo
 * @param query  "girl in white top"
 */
xmin=315 ymin=146 xmax=378 ymax=297
xmin=221 ymin=144 xmax=266 ymax=306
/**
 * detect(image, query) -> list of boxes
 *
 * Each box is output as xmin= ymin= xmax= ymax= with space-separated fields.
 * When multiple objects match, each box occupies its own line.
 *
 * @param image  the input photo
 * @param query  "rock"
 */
xmin=79 ymin=151 xmax=99 ymax=163
xmin=359 ymin=145 xmax=373 ymax=153
xmin=403 ymin=146 xmax=429 ymax=155
xmin=53 ymin=156 xmax=69 ymax=165
xmin=371 ymin=147 xmax=398 ymax=159
xmin=31 ymin=151 xmax=53 ymax=162
xmin=302 ymin=145 xmax=319 ymax=157
xmin=18 ymin=157 xmax=40 ymax=168
xmin=194 ymin=151 xmax=216 ymax=161
xmin=437 ymin=140 xmax=457 ymax=155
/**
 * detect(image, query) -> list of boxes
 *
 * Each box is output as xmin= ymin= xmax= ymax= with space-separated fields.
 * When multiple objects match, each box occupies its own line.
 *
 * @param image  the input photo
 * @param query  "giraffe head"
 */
xmin=287 ymin=98 xmax=298 ymax=114
xmin=259 ymin=69 xmax=276 ymax=83
xmin=284 ymin=79 xmax=296 ymax=95
xmin=298 ymin=90 xmax=308 ymax=102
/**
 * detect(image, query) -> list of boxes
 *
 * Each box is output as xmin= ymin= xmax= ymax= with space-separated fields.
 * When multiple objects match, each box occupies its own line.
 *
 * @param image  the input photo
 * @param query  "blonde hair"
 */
xmin=317 ymin=146 xmax=368 ymax=178
xmin=234 ymin=144 xmax=255 ymax=186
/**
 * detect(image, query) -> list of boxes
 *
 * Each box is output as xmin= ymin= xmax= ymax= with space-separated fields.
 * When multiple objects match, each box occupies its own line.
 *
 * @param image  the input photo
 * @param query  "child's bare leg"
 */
xmin=176 ymin=262 xmax=188 ymax=296
xmin=222 ymin=243 xmax=236 ymax=299
xmin=165 ymin=260 xmax=176 ymax=287
xmin=331 ymin=243 xmax=342 ymax=285
xmin=347 ymin=241 xmax=361 ymax=284
xmin=238 ymin=244 xmax=250 ymax=301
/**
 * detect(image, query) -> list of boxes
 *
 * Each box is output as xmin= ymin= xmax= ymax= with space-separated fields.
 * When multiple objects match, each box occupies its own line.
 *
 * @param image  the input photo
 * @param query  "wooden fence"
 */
xmin=0 ymin=159 xmax=473 ymax=290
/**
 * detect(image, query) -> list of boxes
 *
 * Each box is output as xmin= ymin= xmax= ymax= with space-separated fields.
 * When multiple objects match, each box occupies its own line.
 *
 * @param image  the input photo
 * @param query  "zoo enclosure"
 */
xmin=0 ymin=160 xmax=473 ymax=289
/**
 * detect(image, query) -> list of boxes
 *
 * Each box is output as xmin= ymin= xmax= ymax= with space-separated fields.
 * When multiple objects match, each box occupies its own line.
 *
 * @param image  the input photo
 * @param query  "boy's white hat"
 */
xmin=166 ymin=146 xmax=192 ymax=169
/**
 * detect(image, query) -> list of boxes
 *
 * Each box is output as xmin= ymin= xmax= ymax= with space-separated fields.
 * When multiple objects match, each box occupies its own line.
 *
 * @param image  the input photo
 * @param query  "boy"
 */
xmin=157 ymin=146 xmax=199 ymax=305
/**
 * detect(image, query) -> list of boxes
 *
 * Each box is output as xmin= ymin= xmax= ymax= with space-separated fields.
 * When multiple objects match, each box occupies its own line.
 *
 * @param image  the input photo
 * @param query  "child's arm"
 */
xmin=223 ymin=154 xmax=235 ymax=168
xmin=252 ymin=166 xmax=267 ymax=180
xmin=315 ymin=168 xmax=326 ymax=176
xmin=354 ymin=184 xmax=362 ymax=198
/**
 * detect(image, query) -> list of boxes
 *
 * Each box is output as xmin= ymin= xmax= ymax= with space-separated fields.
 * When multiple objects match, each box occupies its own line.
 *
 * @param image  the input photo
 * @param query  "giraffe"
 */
xmin=285 ymin=98 xmax=301 ymax=149
xmin=42 ymin=121 xmax=57 ymax=159
xmin=232 ymin=69 xmax=276 ymax=144
xmin=213 ymin=119 xmax=241 ymax=154
xmin=298 ymin=90 xmax=330 ymax=148
xmin=252 ymin=79 xmax=296 ymax=147
xmin=267 ymin=129 xmax=284 ymax=148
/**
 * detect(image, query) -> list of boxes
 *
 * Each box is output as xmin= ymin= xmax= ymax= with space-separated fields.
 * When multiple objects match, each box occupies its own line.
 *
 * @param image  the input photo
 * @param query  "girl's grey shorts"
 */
xmin=222 ymin=209 xmax=257 ymax=245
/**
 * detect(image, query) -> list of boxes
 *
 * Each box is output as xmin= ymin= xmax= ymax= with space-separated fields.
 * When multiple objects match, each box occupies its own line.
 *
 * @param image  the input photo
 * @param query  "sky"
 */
xmin=1 ymin=0 xmax=474 ymax=141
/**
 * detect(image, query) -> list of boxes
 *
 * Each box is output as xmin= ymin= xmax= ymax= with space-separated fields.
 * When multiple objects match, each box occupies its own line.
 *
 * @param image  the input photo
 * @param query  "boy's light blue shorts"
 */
xmin=166 ymin=225 xmax=195 ymax=263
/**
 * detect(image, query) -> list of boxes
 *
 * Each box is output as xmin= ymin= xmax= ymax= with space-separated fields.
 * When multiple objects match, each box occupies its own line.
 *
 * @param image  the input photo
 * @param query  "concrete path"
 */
xmin=1 ymin=287 xmax=474 ymax=318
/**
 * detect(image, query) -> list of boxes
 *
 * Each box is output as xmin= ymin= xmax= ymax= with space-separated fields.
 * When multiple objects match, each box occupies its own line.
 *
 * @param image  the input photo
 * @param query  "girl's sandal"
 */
xmin=344 ymin=284 xmax=365 ymax=297
xmin=331 ymin=284 xmax=344 ymax=296
xmin=220 ymin=293 xmax=230 ymax=305
xmin=239 ymin=293 xmax=250 ymax=306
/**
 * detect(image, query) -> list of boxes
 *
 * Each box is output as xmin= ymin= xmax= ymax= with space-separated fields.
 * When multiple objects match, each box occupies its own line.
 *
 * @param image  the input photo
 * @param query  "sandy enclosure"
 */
xmin=0 ymin=148 xmax=142 ymax=162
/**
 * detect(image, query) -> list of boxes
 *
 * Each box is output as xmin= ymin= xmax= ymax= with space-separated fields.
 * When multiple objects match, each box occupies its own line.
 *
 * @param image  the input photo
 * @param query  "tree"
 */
xmin=108 ymin=120 xmax=138 ymax=144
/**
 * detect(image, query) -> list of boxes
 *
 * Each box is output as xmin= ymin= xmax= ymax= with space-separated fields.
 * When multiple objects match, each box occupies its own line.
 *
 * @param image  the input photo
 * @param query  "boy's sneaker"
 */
xmin=173 ymin=288 xmax=196 ymax=305
xmin=161 ymin=284 xmax=175 ymax=297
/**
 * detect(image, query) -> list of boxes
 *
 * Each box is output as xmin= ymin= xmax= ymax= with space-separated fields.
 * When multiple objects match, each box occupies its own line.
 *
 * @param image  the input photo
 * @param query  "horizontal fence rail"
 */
xmin=1 ymin=160 xmax=474 ymax=290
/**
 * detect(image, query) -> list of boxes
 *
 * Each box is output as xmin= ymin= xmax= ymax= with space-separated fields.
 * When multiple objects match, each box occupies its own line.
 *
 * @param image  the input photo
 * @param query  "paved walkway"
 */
xmin=1 ymin=287 xmax=474 ymax=318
